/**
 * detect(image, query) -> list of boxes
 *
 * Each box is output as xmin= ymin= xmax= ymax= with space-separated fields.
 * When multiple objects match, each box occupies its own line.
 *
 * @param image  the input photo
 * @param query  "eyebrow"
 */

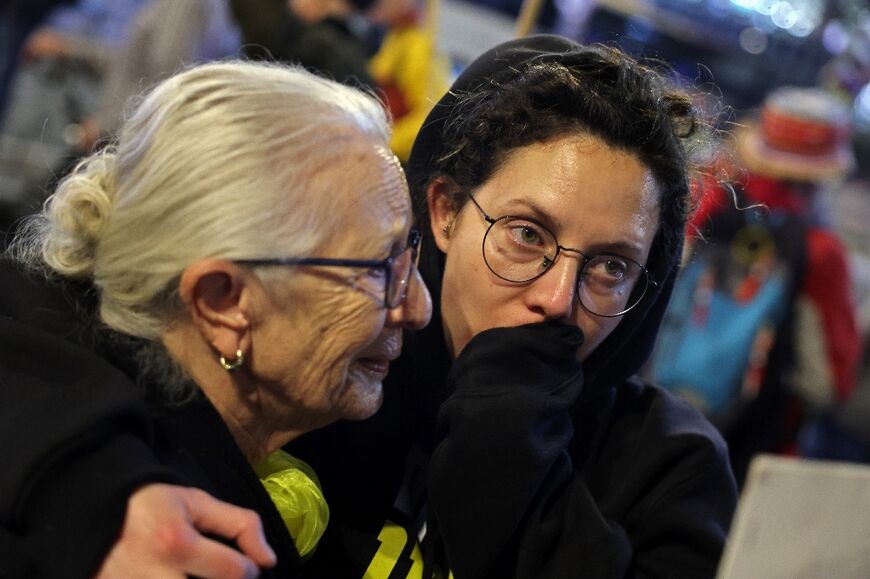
xmin=499 ymin=197 xmax=561 ymax=230
xmin=582 ymin=239 xmax=647 ymax=259
xmin=497 ymin=197 xmax=647 ymax=259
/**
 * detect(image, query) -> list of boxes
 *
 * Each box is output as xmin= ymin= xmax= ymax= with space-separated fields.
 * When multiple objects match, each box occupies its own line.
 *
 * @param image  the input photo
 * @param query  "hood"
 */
xmin=404 ymin=35 xmax=683 ymax=400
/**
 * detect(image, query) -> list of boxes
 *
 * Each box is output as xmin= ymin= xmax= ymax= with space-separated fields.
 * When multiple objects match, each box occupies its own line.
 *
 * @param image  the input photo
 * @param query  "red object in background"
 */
xmin=801 ymin=227 xmax=861 ymax=402
xmin=379 ymin=81 xmax=410 ymax=121
xmin=761 ymin=106 xmax=850 ymax=157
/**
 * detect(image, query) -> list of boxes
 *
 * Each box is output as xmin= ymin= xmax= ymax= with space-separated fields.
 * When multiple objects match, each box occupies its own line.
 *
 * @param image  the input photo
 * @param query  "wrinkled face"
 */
xmin=251 ymin=141 xmax=431 ymax=428
xmin=433 ymin=134 xmax=660 ymax=361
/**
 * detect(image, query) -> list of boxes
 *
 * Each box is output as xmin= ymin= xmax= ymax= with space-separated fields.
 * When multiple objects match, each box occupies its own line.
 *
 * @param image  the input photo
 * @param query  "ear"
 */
xmin=427 ymin=177 xmax=457 ymax=254
xmin=178 ymin=259 xmax=252 ymax=360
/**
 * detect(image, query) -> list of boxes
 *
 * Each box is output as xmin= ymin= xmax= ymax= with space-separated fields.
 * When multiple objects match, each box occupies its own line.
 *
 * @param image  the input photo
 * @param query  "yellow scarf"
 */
xmin=254 ymin=449 xmax=330 ymax=557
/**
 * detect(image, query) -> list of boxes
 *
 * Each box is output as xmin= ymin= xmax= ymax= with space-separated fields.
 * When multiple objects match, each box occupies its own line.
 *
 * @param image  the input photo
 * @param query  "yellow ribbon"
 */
xmin=254 ymin=449 xmax=330 ymax=558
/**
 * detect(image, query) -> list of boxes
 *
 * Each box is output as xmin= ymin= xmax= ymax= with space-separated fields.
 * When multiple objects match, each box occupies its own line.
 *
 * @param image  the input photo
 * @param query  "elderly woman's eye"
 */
xmin=365 ymin=267 xmax=388 ymax=280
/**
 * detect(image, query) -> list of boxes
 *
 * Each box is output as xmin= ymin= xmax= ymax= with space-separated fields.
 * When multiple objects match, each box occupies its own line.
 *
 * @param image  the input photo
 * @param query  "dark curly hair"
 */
xmin=411 ymin=42 xmax=706 ymax=266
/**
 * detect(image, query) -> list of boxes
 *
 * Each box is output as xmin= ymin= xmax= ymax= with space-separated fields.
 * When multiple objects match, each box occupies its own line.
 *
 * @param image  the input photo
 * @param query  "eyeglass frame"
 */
xmin=464 ymin=193 xmax=657 ymax=318
xmin=235 ymin=229 xmax=420 ymax=310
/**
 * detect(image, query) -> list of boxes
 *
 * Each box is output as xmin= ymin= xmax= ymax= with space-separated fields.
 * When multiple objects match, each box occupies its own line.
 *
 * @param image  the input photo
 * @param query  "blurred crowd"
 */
xmin=0 ymin=0 xmax=449 ymax=228
xmin=1 ymin=0 xmax=868 ymax=488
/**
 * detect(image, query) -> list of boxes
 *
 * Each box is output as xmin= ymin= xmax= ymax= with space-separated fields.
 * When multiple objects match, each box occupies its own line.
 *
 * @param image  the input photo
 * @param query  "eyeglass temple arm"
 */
xmin=465 ymin=192 xmax=496 ymax=224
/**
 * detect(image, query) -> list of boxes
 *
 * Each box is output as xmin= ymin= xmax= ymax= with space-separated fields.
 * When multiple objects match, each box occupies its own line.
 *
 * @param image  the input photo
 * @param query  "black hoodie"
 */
xmin=290 ymin=35 xmax=737 ymax=579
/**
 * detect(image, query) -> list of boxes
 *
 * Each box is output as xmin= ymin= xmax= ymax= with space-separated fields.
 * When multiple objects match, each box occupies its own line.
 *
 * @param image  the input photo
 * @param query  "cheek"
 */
xmin=440 ymin=240 xmax=495 ymax=343
xmin=293 ymin=293 xmax=385 ymax=387
xmin=305 ymin=309 xmax=385 ymax=407
xmin=577 ymin=314 xmax=622 ymax=360
xmin=324 ymin=302 xmax=386 ymax=363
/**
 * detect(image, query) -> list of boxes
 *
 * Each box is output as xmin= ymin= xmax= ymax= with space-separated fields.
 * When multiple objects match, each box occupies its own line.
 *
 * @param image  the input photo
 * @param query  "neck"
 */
xmin=162 ymin=327 xmax=310 ymax=466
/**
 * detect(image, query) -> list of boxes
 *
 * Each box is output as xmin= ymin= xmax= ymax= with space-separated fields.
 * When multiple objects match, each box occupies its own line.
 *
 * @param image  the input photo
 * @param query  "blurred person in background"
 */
xmin=739 ymin=88 xmax=869 ymax=466
xmin=18 ymin=0 xmax=145 ymax=77
xmin=230 ymin=0 xmax=376 ymax=88
xmin=0 ymin=0 xmax=77 ymax=234
xmin=1 ymin=0 xmax=144 ymax=191
xmin=649 ymin=85 xmax=862 ymax=484
xmin=0 ymin=0 xmax=75 ymax=124
xmin=0 ymin=0 xmax=241 ymax=241
xmin=364 ymin=0 xmax=450 ymax=163
xmin=732 ymin=87 xmax=860 ymax=415
xmin=77 ymin=0 xmax=241 ymax=151
xmin=289 ymin=0 xmax=450 ymax=163
xmin=1 ymin=60 xmax=430 ymax=577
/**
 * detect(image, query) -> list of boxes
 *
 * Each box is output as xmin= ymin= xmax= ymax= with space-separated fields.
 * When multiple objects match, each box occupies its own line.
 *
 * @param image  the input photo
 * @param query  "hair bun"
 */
xmin=40 ymin=152 xmax=118 ymax=278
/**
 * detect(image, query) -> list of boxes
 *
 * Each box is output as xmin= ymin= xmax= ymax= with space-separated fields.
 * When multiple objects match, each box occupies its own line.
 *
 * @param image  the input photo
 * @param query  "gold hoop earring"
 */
xmin=219 ymin=349 xmax=244 ymax=372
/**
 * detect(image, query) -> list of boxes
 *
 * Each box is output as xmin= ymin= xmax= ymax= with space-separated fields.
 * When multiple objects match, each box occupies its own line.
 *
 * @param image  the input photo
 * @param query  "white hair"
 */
xmin=14 ymin=61 xmax=391 ymax=346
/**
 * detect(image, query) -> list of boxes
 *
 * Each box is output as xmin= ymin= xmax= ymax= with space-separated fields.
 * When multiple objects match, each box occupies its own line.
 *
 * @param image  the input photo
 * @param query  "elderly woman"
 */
xmin=288 ymin=34 xmax=738 ymax=578
xmin=0 ymin=60 xmax=429 ymax=577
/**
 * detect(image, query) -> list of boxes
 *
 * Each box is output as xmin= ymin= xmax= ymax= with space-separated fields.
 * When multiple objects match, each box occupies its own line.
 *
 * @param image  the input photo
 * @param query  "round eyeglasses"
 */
xmin=465 ymin=195 xmax=656 ymax=317
xmin=236 ymin=229 xmax=420 ymax=309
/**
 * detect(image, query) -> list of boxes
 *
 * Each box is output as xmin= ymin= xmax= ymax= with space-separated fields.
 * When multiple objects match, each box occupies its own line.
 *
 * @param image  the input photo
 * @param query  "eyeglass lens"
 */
xmin=386 ymin=247 xmax=415 ymax=309
xmin=482 ymin=217 xmax=648 ymax=317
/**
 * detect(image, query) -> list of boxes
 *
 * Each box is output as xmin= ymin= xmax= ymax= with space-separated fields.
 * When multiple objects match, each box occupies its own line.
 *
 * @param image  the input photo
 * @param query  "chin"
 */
xmin=342 ymin=392 xmax=383 ymax=421
xmin=338 ymin=375 xmax=385 ymax=421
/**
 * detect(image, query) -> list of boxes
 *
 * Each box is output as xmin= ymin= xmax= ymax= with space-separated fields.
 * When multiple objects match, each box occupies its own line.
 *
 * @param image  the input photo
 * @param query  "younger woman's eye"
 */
xmin=583 ymin=256 xmax=632 ymax=287
xmin=604 ymin=259 xmax=627 ymax=277
xmin=520 ymin=227 xmax=540 ymax=243
xmin=507 ymin=222 xmax=546 ymax=246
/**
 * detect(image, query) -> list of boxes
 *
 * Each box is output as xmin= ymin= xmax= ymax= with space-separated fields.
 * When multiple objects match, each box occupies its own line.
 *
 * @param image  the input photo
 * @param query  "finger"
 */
xmin=232 ymin=515 xmax=278 ymax=569
xmin=183 ymin=489 xmax=277 ymax=568
xmin=183 ymin=536 xmax=260 ymax=579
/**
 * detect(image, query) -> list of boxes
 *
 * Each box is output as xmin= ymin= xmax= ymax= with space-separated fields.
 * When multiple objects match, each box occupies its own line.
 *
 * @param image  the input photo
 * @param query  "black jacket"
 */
xmin=0 ymin=261 xmax=302 ymax=578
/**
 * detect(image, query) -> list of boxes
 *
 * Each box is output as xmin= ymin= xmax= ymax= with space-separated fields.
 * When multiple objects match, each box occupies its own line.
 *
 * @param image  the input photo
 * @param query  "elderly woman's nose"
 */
xmin=386 ymin=267 xmax=432 ymax=330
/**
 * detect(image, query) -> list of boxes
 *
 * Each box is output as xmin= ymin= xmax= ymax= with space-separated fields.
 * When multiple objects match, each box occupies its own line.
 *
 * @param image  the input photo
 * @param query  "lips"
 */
xmin=357 ymin=358 xmax=391 ymax=374
xmin=358 ymin=347 xmax=399 ymax=371
xmin=356 ymin=337 xmax=401 ymax=376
